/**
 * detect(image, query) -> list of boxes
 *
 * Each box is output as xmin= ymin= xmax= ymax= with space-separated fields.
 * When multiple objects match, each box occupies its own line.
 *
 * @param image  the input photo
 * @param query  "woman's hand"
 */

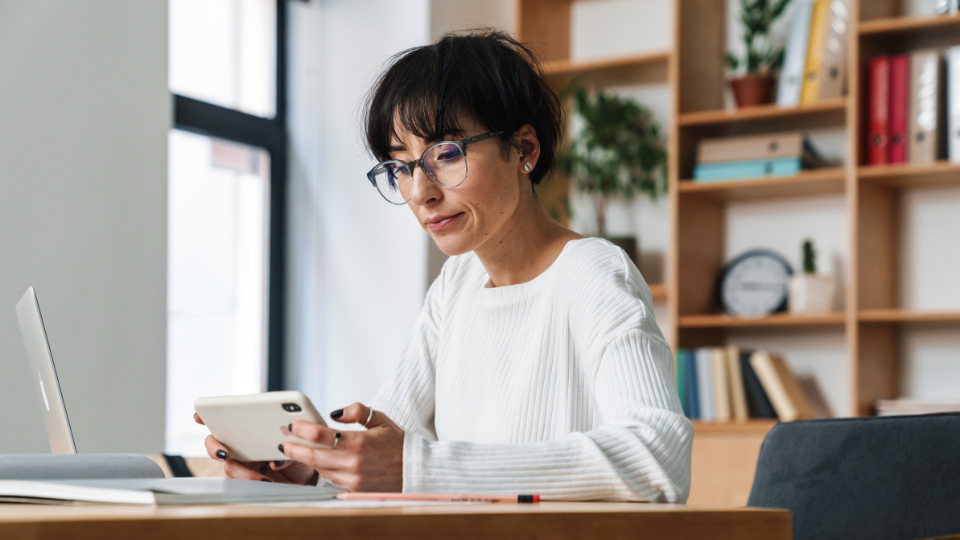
xmin=194 ymin=413 xmax=317 ymax=484
xmin=280 ymin=402 xmax=404 ymax=492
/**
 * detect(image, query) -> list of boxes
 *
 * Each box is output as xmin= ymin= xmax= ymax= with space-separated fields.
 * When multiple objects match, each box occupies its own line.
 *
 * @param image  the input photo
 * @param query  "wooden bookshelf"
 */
xmin=679 ymin=312 xmax=846 ymax=329
xmin=679 ymin=168 xmax=846 ymax=200
xmin=692 ymin=419 xmax=778 ymax=434
xmin=858 ymin=161 xmax=960 ymax=188
xmin=859 ymin=13 xmax=960 ymax=37
xmin=542 ymin=51 xmax=670 ymax=89
xmin=678 ymin=98 xmax=848 ymax=127
xmin=648 ymin=283 xmax=668 ymax=301
xmin=859 ymin=309 xmax=960 ymax=325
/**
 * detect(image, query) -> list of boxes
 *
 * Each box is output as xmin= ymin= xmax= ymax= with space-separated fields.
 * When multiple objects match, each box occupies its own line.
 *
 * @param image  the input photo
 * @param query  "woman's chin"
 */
xmin=432 ymin=234 xmax=476 ymax=257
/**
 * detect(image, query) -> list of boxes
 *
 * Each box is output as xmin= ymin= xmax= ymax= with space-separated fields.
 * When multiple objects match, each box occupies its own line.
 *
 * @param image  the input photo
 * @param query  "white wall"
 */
xmin=0 ymin=1 xmax=169 ymax=453
xmin=285 ymin=0 xmax=431 ymax=419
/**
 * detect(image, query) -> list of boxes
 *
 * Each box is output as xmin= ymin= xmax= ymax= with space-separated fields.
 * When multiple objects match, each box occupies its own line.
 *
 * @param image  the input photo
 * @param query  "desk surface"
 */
xmin=0 ymin=501 xmax=790 ymax=540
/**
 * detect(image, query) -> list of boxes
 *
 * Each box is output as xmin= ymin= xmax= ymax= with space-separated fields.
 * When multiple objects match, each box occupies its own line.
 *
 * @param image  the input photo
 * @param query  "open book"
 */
xmin=0 ymin=477 xmax=344 ymax=506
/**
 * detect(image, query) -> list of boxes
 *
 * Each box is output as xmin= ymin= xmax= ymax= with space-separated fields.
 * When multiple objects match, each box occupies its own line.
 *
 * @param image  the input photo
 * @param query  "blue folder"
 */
xmin=693 ymin=157 xmax=801 ymax=182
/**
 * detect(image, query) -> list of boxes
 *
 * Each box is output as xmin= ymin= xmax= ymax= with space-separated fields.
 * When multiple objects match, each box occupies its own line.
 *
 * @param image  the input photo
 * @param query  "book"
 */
xmin=750 ymin=351 xmax=816 ymax=421
xmin=740 ymin=351 xmax=777 ymax=419
xmin=693 ymin=157 xmax=801 ymax=182
xmin=0 ymin=478 xmax=343 ymax=506
xmin=875 ymin=399 xmax=960 ymax=416
xmin=868 ymin=56 xmax=890 ymax=165
xmin=676 ymin=349 xmax=686 ymax=416
xmin=696 ymin=348 xmax=715 ymax=421
xmin=946 ymin=46 xmax=960 ymax=163
xmin=777 ymin=0 xmax=814 ymax=106
xmin=888 ymin=54 xmax=910 ymax=163
xmin=696 ymin=132 xmax=804 ymax=164
xmin=800 ymin=0 xmax=830 ymax=105
xmin=710 ymin=348 xmax=731 ymax=422
xmin=909 ymin=49 xmax=945 ymax=164
xmin=684 ymin=349 xmax=700 ymax=420
xmin=817 ymin=0 xmax=850 ymax=100
xmin=725 ymin=346 xmax=749 ymax=421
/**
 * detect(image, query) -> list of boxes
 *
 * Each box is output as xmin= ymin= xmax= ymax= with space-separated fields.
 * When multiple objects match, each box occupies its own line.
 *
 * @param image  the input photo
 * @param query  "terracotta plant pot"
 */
xmin=730 ymin=74 xmax=774 ymax=108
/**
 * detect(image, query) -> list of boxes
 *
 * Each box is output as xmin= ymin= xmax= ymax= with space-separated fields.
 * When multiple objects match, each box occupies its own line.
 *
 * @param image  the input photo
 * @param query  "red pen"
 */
xmin=336 ymin=493 xmax=540 ymax=503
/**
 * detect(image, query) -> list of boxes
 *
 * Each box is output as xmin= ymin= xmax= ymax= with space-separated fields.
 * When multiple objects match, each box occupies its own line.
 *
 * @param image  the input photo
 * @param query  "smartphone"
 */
xmin=194 ymin=390 xmax=328 ymax=462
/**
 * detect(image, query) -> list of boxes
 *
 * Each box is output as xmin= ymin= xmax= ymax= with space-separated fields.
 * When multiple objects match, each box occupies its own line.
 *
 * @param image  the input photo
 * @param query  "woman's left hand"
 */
xmin=279 ymin=402 xmax=404 ymax=492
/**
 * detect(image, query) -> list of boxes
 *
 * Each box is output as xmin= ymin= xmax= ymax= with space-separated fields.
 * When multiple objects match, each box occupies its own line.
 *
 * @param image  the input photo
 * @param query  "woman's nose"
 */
xmin=408 ymin=164 xmax=442 ymax=206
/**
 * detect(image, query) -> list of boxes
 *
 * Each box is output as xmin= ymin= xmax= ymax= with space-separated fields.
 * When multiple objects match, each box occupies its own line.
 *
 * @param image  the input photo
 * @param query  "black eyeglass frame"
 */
xmin=366 ymin=130 xmax=505 ymax=205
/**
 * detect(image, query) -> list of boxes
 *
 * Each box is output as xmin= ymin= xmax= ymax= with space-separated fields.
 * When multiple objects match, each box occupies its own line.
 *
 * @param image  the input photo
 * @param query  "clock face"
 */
xmin=720 ymin=250 xmax=793 ymax=316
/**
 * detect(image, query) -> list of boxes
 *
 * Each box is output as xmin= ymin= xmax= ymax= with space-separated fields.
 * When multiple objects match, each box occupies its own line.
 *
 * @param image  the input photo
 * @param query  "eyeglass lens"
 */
xmin=372 ymin=142 xmax=467 ymax=205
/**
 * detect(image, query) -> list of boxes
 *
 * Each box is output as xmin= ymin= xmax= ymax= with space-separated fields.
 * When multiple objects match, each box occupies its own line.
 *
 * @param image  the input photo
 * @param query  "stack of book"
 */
xmin=693 ymin=131 xmax=830 ymax=182
xmin=675 ymin=347 xmax=818 ymax=422
xmin=867 ymin=46 xmax=960 ymax=165
xmin=777 ymin=0 xmax=850 ymax=107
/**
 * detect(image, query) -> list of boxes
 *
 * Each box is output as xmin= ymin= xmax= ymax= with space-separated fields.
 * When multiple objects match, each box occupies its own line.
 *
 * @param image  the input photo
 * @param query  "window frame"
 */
xmin=171 ymin=0 xmax=289 ymax=391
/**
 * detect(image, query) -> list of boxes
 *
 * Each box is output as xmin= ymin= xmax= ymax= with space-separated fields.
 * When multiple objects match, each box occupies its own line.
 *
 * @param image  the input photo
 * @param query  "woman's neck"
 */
xmin=473 ymin=190 xmax=583 ymax=288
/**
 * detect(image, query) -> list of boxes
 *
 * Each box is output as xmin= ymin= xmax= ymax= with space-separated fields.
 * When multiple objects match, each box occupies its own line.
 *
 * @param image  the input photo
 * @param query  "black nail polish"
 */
xmin=275 ymin=460 xmax=284 ymax=467
xmin=330 ymin=409 xmax=344 ymax=419
xmin=288 ymin=423 xmax=292 ymax=432
xmin=259 ymin=463 xmax=268 ymax=474
xmin=278 ymin=443 xmax=285 ymax=453
xmin=261 ymin=478 xmax=272 ymax=483
xmin=216 ymin=450 xmax=226 ymax=461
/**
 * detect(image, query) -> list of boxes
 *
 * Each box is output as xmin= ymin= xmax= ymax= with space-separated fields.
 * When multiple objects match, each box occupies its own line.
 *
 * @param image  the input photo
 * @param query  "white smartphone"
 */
xmin=194 ymin=390 xmax=329 ymax=462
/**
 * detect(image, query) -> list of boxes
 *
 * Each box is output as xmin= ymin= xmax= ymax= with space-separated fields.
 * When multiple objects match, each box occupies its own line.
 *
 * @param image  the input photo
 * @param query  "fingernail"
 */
xmin=288 ymin=423 xmax=292 ymax=432
xmin=261 ymin=478 xmax=273 ymax=483
xmin=275 ymin=460 xmax=284 ymax=467
xmin=330 ymin=409 xmax=344 ymax=419
xmin=278 ymin=443 xmax=285 ymax=453
xmin=260 ymin=463 xmax=268 ymax=474
xmin=215 ymin=450 xmax=227 ymax=461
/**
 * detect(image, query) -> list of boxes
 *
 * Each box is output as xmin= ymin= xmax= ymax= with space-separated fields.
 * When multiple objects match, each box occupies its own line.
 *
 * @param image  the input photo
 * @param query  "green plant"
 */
xmin=555 ymin=87 xmax=667 ymax=238
xmin=802 ymin=239 xmax=816 ymax=274
xmin=726 ymin=0 xmax=791 ymax=75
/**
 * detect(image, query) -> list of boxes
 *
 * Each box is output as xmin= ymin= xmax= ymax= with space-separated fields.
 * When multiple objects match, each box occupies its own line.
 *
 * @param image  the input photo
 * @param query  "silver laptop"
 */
xmin=15 ymin=287 xmax=78 ymax=454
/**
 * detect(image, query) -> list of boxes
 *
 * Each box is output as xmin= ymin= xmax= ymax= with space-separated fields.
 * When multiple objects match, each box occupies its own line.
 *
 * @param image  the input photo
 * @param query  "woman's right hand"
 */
xmin=194 ymin=413 xmax=317 ymax=484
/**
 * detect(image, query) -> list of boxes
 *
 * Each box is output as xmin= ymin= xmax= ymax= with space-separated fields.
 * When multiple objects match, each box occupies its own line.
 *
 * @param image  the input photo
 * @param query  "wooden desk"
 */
xmin=0 ymin=502 xmax=790 ymax=540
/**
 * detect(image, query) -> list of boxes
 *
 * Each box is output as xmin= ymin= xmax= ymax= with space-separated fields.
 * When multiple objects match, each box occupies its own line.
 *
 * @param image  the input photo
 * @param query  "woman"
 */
xmin=201 ymin=30 xmax=692 ymax=502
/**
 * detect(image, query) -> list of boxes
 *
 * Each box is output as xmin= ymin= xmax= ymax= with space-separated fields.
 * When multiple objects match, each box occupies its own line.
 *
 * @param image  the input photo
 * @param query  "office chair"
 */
xmin=747 ymin=413 xmax=960 ymax=540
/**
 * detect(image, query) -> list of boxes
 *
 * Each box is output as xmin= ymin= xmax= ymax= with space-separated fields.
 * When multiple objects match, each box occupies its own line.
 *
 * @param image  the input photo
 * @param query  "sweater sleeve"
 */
xmin=400 ymin=326 xmax=692 ymax=502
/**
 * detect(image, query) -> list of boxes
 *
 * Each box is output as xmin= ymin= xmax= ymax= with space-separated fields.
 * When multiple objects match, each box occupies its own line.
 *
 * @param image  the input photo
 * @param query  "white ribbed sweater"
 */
xmin=370 ymin=238 xmax=692 ymax=502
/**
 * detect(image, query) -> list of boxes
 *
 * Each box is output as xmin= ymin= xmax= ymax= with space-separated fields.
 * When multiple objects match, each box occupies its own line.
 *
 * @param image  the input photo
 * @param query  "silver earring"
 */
xmin=524 ymin=162 xmax=533 ymax=171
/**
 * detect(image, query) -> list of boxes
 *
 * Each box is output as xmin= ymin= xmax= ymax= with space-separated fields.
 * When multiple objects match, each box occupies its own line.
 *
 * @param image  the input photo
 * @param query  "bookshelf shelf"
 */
xmin=678 ymin=312 xmax=846 ymax=329
xmin=648 ymin=283 xmax=668 ymax=301
xmin=678 ymin=168 xmax=846 ymax=200
xmin=859 ymin=13 xmax=960 ymax=37
xmin=677 ymin=98 xmax=847 ymax=127
xmin=692 ymin=420 xmax=778 ymax=434
xmin=859 ymin=309 xmax=960 ymax=326
xmin=542 ymin=51 xmax=670 ymax=89
xmin=858 ymin=161 xmax=960 ymax=188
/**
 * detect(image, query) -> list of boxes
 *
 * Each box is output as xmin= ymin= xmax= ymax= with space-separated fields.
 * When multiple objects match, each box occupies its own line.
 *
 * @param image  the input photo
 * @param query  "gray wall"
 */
xmin=0 ymin=0 xmax=169 ymax=453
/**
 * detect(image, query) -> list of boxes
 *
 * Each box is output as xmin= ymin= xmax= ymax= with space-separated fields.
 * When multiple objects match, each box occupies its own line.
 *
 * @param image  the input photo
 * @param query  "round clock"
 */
xmin=719 ymin=249 xmax=793 ymax=316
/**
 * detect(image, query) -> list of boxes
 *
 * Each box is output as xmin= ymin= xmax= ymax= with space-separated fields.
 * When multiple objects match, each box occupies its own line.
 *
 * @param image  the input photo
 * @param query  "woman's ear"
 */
xmin=514 ymin=124 xmax=540 ymax=174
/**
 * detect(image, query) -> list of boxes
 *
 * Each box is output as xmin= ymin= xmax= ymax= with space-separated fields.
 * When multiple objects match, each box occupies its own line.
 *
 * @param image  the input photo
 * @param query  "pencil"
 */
xmin=336 ymin=493 xmax=540 ymax=503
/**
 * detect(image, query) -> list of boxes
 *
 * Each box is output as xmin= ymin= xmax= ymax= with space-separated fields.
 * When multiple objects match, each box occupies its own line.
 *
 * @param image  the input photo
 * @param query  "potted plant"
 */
xmin=726 ymin=0 xmax=791 ymax=108
xmin=789 ymin=239 xmax=837 ymax=313
xmin=556 ymin=87 xmax=667 ymax=265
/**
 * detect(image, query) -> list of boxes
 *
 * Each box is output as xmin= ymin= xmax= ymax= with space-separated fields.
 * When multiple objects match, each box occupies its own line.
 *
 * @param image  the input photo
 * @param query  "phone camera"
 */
xmin=282 ymin=403 xmax=302 ymax=413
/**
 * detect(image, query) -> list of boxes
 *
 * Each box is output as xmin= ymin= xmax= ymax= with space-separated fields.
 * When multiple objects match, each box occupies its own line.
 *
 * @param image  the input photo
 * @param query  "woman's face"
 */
xmin=389 ymin=116 xmax=528 ymax=256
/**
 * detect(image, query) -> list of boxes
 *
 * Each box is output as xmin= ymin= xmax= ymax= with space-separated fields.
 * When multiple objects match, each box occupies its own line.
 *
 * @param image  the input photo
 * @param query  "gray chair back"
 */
xmin=747 ymin=413 xmax=960 ymax=540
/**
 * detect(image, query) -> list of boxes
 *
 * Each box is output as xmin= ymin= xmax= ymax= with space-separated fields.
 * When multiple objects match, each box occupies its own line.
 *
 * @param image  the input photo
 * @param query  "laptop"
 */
xmin=15 ymin=287 xmax=78 ymax=454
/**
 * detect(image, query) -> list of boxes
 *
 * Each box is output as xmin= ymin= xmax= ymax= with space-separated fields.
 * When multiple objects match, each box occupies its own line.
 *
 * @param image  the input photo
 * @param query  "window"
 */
xmin=166 ymin=0 xmax=287 ymax=455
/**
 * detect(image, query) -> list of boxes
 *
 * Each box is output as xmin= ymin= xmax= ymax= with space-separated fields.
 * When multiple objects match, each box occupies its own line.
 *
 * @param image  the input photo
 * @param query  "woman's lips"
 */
xmin=427 ymin=213 xmax=463 ymax=232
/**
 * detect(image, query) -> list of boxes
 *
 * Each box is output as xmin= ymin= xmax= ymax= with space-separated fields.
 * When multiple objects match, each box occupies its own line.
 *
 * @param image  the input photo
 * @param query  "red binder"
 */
xmin=888 ymin=54 xmax=910 ymax=164
xmin=868 ymin=56 xmax=890 ymax=165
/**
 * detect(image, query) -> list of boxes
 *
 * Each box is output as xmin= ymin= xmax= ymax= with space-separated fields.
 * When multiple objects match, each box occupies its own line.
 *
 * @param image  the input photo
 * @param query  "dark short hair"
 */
xmin=364 ymin=30 xmax=563 ymax=185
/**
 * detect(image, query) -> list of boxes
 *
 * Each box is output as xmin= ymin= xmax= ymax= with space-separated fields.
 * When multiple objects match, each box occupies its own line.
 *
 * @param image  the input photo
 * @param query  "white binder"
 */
xmin=777 ymin=0 xmax=814 ymax=106
xmin=947 ymin=45 xmax=960 ymax=163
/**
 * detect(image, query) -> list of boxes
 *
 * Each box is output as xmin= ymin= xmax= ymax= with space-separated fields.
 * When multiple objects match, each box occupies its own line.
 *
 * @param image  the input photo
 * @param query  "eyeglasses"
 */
xmin=366 ymin=131 xmax=504 ymax=205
